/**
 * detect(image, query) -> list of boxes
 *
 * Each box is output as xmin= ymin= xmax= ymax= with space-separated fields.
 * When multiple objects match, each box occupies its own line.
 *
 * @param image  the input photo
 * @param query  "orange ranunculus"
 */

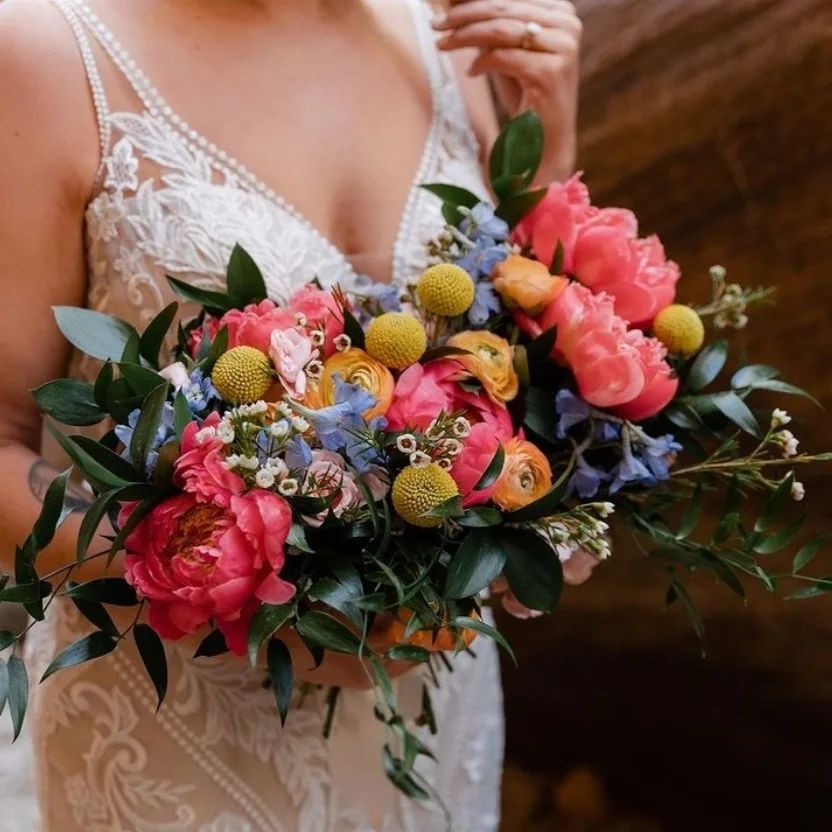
xmin=492 ymin=437 xmax=553 ymax=511
xmin=380 ymin=608 xmax=479 ymax=652
xmin=492 ymin=254 xmax=568 ymax=316
xmin=447 ymin=330 xmax=519 ymax=406
xmin=304 ymin=348 xmax=394 ymax=420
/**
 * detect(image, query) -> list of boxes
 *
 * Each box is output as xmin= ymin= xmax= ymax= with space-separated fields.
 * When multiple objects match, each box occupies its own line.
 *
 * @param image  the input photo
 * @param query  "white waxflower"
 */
xmin=425 ymin=422 xmax=444 ymax=440
xmin=334 ymin=334 xmax=351 ymax=352
xmin=194 ymin=426 xmax=217 ymax=445
xmin=437 ymin=457 xmax=453 ymax=471
xmin=771 ymin=408 xmax=792 ymax=429
xmin=277 ymin=402 xmax=294 ymax=418
xmin=442 ymin=438 xmax=463 ymax=457
xmin=310 ymin=329 xmax=325 ymax=347
xmin=306 ymin=360 xmax=323 ymax=380
xmin=217 ymin=422 xmax=235 ymax=444
xmin=278 ymin=478 xmax=299 ymax=497
xmin=292 ymin=416 xmax=310 ymax=434
xmin=238 ymin=455 xmax=260 ymax=471
xmin=409 ymin=451 xmax=431 ymax=469
xmin=452 ymin=417 xmax=472 ymax=438
xmin=255 ymin=469 xmax=275 ymax=489
xmin=791 ymin=480 xmax=806 ymax=502
xmin=777 ymin=429 xmax=799 ymax=457
xmin=265 ymin=457 xmax=289 ymax=478
xmin=270 ymin=420 xmax=291 ymax=440
xmin=223 ymin=453 xmax=241 ymax=470
xmin=396 ymin=434 xmax=418 ymax=454
xmin=596 ymin=502 xmax=615 ymax=518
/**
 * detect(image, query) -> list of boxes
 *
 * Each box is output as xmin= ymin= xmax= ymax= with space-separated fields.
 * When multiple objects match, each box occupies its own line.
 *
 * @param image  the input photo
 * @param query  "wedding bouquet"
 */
xmin=5 ymin=112 xmax=830 ymax=807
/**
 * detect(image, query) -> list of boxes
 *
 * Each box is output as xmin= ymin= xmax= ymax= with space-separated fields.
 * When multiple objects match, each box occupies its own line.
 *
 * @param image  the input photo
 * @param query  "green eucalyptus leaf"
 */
xmin=452 ymin=616 xmax=516 ymax=666
xmin=53 ymin=306 xmax=139 ymax=362
xmin=445 ymin=528 xmax=507 ymax=599
xmin=139 ymin=302 xmax=178 ymax=367
xmin=173 ymin=391 xmax=193 ymax=440
xmin=31 ymin=467 xmax=73 ymax=552
xmin=32 ymin=379 xmax=104 ymax=427
xmin=194 ymin=629 xmax=229 ymax=658
xmin=756 ymin=473 xmax=794 ymax=532
xmin=247 ymin=603 xmax=295 ymax=666
xmin=687 ymin=341 xmax=728 ymax=392
xmin=523 ymin=385 xmax=558 ymax=443
xmin=751 ymin=379 xmax=821 ymax=406
xmin=0 ymin=582 xmax=52 ymax=604
xmin=495 ymin=187 xmax=548 ymax=229
xmin=119 ymin=363 xmax=165 ymax=397
xmin=489 ymin=110 xmax=543 ymax=191
xmin=457 ymin=507 xmax=503 ymax=528
xmin=7 ymin=656 xmax=28 ymax=741
xmin=41 ymin=631 xmax=117 ymax=681
xmin=731 ymin=364 xmax=779 ymax=389
xmin=48 ymin=424 xmax=137 ymax=489
xmin=310 ymin=568 xmax=364 ymax=627
xmin=500 ymin=527 xmax=563 ymax=612
xmin=93 ymin=361 xmax=114 ymax=410
xmin=669 ymin=579 xmax=706 ymax=651
xmin=66 ymin=578 xmax=139 ymax=606
xmin=129 ymin=383 xmax=170 ymax=470
xmin=133 ymin=623 xmax=168 ymax=711
xmin=342 ymin=306 xmax=366 ymax=350
xmin=675 ymin=483 xmax=702 ymax=539
xmin=267 ymin=639 xmax=294 ymax=726
xmin=70 ymin=597 xmax=118 ymax=637
xmin=474 ymin=446 xmax=505 ymax=491
xmin=296 ymin=611 xmax=363 ymax=655
xmin=226 ymin=244 xmax=268 ymax=306
xmin=420 ymin=183 xmax=480 ymax=211
xmin=166 ymin=276 xmax=232 ymax=313
xmin=71 ymin=435 xmax=145 ymax=483
xmin=753 ymin=515 xmax=804 ymax=554
xmin=793 ymin=533 xmax=832 ymax=573
xmin=386 ymin=645 xmax=431 ymax=663
xmin=710 ymin=391 xmax=760 ymax=437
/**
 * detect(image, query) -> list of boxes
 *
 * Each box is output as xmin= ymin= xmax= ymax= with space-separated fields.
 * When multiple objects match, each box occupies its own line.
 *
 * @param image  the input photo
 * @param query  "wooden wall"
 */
xmin=500 ymin=2 xmax=832 ymax=829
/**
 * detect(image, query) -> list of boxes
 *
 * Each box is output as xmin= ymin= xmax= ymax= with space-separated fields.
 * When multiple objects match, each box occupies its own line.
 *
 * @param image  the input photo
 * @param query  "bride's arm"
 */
xmin=0 ymin=1 xmax=110 ymax=581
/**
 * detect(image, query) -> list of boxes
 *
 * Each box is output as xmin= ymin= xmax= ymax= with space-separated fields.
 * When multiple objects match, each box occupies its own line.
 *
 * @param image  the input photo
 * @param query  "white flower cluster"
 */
xmin=535 ymin=502 xmax=615 ymax=561
xmin=396 ymin=416 xmax=470 ymax=471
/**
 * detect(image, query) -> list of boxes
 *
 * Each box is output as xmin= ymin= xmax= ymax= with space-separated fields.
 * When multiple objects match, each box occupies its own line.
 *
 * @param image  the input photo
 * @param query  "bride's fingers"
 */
xmin=468 ymin=47 xmax=572 ymax=83
xmin=438 ymin=19 xmax=579 ymax=56
xmin=435 ymin=0 xmax=581 ymax=33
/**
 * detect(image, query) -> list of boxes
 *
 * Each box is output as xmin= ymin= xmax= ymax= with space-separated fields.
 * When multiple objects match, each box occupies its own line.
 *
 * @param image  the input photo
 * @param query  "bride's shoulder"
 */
xmin=0 ymin=0 xmax=100 ymax=198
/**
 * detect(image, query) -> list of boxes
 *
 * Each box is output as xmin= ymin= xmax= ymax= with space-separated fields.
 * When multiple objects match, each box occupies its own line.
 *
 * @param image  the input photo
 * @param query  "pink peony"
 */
xmin=175 ymin=412 xmax=245 ymax=509
xmin=571 ymin=218 xmax=678 ymax=327
xmin=450 ymin=423 xmax=503 ymax=507
xmin=516 ymin=283 xmax=677 ymax=420
xmin=220 ymin=300 xmax=296 ymax=354
xmin=512 ymin=174 xmax=592 ymax=270
xmin=302 ymin=450 xmax=388 ymax=526
xmin=187 ymin=315 xmax=221 ymax=358
xmin=121 ymin=488 xmax=295 ymax=654
xmin=287 ymin=286 xmax=345 ymax=357
xmin=269 ymin=327 xmax=317 ymax=399
xmin=386 ymin=360 xmax=513 ymax=440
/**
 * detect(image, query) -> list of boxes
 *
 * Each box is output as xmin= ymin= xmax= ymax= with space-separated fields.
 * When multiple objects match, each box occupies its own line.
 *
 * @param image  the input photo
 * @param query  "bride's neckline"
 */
xmin=67 ymin=0 xmax=445 ymax=286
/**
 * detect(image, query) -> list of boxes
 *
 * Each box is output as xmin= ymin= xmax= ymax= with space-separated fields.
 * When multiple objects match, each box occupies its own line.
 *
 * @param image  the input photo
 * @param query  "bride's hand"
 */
xmin=433 ymin=0 xmax=582 ymax=183
xmin=278 ymin=615 xmax=415 ymax=691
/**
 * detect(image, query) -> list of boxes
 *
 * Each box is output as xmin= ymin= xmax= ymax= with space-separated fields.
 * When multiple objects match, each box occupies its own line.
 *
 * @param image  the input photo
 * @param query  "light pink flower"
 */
xmin=187 ymin=315 xmax=221 ymax=358
xmin=450 ymin=423 xmax=503 ymax=507
xmin=287 ymin=286 xmax=345 ymax=357
xmin=175 ymin=412 xmax=245 ymax=509
xmin=561 ymin=548 xmax=600 ymax=586
xmin=386 ymin=360 xmax=514 ymax=440
xmin=491 ymin=576 xmax=544 ymax=620
xmin=220 ymin=300 xmax=296 ymax=354
xmin=269 ymin=327 xmax=317 ymax=399
xmin=121 ymin=488 xmax=295 ymax=654
xmin=302 ymin=450 xmax=388 ymax=527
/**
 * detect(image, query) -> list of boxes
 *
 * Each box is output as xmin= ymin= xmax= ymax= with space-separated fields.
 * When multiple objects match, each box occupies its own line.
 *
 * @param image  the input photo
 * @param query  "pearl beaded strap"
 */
xmin=51 ymin=0 xmax=112 ymax=186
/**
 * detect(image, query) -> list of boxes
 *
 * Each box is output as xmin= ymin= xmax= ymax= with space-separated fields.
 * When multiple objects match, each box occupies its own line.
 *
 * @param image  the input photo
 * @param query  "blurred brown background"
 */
xmin=499 ymin=1 xmax=832 ymax=830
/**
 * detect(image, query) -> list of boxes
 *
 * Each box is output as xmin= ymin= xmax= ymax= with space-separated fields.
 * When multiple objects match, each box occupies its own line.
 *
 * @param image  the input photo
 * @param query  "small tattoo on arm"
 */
xmin=28 ymin=460 xmax=93 ymax=513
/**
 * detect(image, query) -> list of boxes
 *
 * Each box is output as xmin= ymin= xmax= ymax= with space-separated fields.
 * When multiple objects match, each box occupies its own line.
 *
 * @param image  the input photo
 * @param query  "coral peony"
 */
xmin=611 ymin=331 xmax=679 ymax=421
xmin=121 ymin=488 xmax=295 ymax=654
xmin=220 ymin=300 xmax=296 ymax=354
xmin=175 ymin=412 xmax=245 ymax=508
xmin=450 ymin=423 xmax=503 ymax=507
xmin=386 ymin=360 xmax=513 ymax=440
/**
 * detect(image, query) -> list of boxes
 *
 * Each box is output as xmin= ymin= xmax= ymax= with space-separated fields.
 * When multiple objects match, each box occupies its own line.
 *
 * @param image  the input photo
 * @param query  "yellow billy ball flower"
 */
xmin=416 ymin=263 xmax=476 ymax=317
xmin=365 ymin=312 xmax=428 ymax=370
xmin=653 ymin=304 xmax=705 ymax=357
xmin=392 ymin=463 xmax=459 ymax=528
xmin=211 ymin=346 xmax=273 ymax=404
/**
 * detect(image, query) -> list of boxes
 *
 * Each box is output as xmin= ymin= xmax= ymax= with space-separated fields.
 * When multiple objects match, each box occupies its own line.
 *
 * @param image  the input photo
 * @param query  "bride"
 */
xmin=0 ymin=0 xmax=579 ymax=828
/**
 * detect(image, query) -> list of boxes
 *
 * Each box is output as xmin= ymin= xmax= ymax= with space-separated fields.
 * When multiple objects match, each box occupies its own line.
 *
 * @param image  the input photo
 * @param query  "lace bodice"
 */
xmin=23 ymin=2 xmax=505 ymax=831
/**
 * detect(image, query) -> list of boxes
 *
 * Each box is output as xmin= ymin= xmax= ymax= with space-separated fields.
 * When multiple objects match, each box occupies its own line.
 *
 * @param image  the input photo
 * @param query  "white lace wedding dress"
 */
xmin=22 ymin=1 xmax=505 ymax=830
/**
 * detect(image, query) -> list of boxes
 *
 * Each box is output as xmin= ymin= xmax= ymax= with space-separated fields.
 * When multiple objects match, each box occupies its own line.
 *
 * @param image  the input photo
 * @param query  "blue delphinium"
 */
xmin=568 ymin=456 xmax=611 ymax=499
xmin=114 ymin=402 xmax=176 ymax=475
xmin=285 ymin=435 xmax=313 ymax=471
xmin=182 ymin=368 xmax=220 ymax=414
xmin=469 ymin=281 xmax=502 ymax=326
xmin=555 ymin=389 xmax=592 ymax=437
xmin=456 ymin=236 xmax=508 ymax=280
xmin=353 ymin=274 xmax=402 ymax=318
xmin=460 ymin=203 xmax=510 ymax=242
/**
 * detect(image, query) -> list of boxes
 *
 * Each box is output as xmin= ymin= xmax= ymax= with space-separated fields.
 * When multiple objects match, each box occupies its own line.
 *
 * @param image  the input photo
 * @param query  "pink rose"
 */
xmin=511 ymin=174 xmax=592 ymax=270
xmin=175 ymin=413 xmax=245 ymax=508
xmin=302 ymin=450 xmax=388 ymax=526
xmin=121 ymin=488 xmax=295 ymax=654
xmin=287 ymin=286 xmax=345 ymax=357
xmin=159 ymin=361 xmax=191 ymax=389
xmin=220 ymin=300 xmax=296 ymax=354
xmin=269 ymin=327 xmax=317 ymax=399
xmin=386 ymin=361 xmax=513 ymax=440
xmin=517 ymin=283 xmax=677 ymax=419
xmin=451 ymin=423 xmax=503 ymax=507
